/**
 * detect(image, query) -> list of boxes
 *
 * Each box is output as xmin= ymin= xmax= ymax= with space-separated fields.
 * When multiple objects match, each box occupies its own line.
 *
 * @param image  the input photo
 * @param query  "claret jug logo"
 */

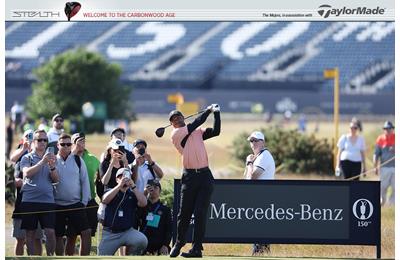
xmin=65 ymin=2 xmax=81 ymax=21
xmin=352 ymin=199 xmax=373 ymax=220
xmin=317 ymin=4 xmax=385 ymax=18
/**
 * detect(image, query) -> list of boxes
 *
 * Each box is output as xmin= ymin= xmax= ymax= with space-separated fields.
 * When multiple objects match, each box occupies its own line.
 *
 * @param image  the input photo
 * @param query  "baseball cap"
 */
xmin=52 ymin=113 xmax=63 ymax=122
xmin=150 ymin=179 xmax=162 ymax=189
xmin=108 ymin=138 xmax=124 ymax=149
xmin=116 ymin=168 xmax=131 ymax=178
xmin=383 ymin=121 xmax=394 ymax=129
xmin=169 ymin=110 xmax=183 ymax=121
xmin=247 ymin=131 xmax=265 ymax=141
xmin=133 ymin=139 xmax=147 ymax=148
xmin=71 ymin=132 xmax=85 ymax=144
xmin=110 ymin=127 xmax=125 ymax=137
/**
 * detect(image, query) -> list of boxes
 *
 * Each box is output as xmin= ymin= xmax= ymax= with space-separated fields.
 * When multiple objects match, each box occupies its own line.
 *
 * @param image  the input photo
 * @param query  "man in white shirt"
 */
xmin=130 ymin=139 xmax=164 ymax=193
xmin=244 ymin=131 xmax=275 ymax=180
xmin=244 ymin=131 xmax=275 ymax=256
xmin=47 ymin=114 xmax=64 ymax=154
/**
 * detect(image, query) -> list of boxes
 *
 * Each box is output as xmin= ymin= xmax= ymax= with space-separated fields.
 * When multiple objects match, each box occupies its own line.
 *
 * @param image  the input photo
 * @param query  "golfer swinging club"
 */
xmin=169 ymin=104 xmax=220 ymax=258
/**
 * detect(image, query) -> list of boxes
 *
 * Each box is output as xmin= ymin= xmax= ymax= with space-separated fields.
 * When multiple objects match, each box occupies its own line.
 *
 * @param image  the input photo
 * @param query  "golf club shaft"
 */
xmin=162 ymin=109 xmax=207 ymax=129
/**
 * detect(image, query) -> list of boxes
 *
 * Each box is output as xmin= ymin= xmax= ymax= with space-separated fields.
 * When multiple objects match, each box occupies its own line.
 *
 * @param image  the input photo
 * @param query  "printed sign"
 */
xmin=173 ymin=179 xmax=381 ymax=256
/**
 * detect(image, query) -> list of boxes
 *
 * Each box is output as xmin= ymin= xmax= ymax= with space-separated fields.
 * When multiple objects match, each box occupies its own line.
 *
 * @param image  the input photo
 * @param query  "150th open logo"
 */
xmin=352 ymin=199 xmax=373 ymax=227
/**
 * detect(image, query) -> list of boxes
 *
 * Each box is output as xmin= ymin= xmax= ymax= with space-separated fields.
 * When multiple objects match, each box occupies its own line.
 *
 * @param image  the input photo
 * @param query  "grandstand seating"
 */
xmin=5 ymin=21 xmax=394 ymax=93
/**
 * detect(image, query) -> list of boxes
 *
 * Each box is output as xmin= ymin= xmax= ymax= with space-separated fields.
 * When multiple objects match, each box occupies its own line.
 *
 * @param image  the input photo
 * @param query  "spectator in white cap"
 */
xmin=99 ymin=138 xmax=130 ymax=191
xmin=244 ymin=131 xmax=275 ymax=179
xmin=243 ymin=130 xmax=275 ymax=256
xmin=244 ymin=131 xmax=275 ymax=180
xmin=100 ymin=128 xmax=134 ymax=164
xmin=98 ymin=168 xmax=147 ymax=256
xmin=47 ymin=114 xmax=64 ymax=154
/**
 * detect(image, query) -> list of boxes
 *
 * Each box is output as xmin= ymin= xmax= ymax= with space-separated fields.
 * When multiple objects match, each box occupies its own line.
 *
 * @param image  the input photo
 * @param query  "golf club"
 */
xmin=65 ymin=2 xmax=81 ymax=21
xmin=155 ymin=109 xmax=207 ymax=138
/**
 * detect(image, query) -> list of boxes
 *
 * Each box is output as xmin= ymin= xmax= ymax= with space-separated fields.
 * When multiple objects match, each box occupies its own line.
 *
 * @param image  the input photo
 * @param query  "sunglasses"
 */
xmin=249 ymin=139 xmax=260 ymax=143
xmin=35 ymin=138 xmax=48 ymax=142
xmin=59 ymin=143 xmax=72 ymax=147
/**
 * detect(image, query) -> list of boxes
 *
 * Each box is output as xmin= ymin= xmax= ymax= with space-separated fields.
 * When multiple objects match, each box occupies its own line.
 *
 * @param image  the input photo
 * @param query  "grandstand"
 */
xmin=5 ymin=21 xmax=395 ymax=114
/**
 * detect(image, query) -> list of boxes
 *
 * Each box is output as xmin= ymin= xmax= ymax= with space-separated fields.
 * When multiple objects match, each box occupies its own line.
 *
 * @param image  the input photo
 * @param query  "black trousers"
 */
xmin=340 ymin=159 xmax=362 ymax=180
xmin=176 ymin=167 xmax=214 ymax=250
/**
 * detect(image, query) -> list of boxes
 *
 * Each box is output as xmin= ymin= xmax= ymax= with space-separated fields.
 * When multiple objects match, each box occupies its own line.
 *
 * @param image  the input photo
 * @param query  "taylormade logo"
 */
xmin=317 ymin=5 xmax=385 ymax=18
xmin=210 ymin=203 xmax=344 ymax=221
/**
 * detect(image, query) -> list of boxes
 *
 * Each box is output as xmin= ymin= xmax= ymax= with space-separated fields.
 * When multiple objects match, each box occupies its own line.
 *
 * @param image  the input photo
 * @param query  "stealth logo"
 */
xmin=318 ymin=5 xmax=332 ymax=18
xmin=317 ymin=4 xmax=385 ymax=18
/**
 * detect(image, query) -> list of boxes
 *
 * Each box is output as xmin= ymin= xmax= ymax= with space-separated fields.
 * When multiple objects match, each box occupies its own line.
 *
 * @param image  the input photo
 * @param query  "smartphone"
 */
xmin=118 ymin=146 xmax=125 ymax=153
xmin=46 ymin=147 xmax=55 ymax=155
xmin=147 ymin=179 xmax=155 ymax=186
xmin=138 ymin=147 xmax=145 ymax=156
xmin=27 ymin=132 xmax=33 ymax=143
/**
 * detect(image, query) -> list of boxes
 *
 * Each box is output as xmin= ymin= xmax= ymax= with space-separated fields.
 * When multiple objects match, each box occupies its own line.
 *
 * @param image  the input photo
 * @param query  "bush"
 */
xmin=160 ymin=178 xmax=174 ymax=210
xmin=26 ymin=48 xmax=134 ymax=130
xmin=5 ymin=163 xmax=16 ymax=204
xmin=231 ymin=127 xmax=334 ymax=175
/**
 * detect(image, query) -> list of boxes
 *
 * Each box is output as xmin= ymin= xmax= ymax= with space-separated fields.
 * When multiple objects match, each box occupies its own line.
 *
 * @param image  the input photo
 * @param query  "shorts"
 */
xmin=12 ymin=218 xmax=44 ymax=239
xmin=55 ymin=202 xmax=90 ymax=237
xmin=20 ymin=202 xmax=56 ymax=230
xmin=67 ymin=199 xmax=99 ymax=237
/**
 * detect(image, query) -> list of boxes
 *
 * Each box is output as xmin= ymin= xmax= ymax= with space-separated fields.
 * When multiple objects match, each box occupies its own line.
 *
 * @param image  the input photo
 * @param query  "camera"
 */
xmin=147 ymin=179 xmax=155 ymax=186
xmin=138 ymin=147 xmax=145 ymax=156
xmin=123 ymin=169 xmax=131 ymax=179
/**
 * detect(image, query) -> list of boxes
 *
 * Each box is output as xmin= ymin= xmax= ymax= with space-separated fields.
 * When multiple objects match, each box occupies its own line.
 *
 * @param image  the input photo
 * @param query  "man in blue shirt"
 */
xmin=20 ymin=129 xmax=59 ymax=255
xmin=98 ymin=168 xmax=148 ymax=255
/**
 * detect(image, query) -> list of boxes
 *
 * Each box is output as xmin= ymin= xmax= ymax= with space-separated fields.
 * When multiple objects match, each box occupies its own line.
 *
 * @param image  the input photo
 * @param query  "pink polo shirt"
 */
xmin=171 ymin=126 xmax=209 ymax=169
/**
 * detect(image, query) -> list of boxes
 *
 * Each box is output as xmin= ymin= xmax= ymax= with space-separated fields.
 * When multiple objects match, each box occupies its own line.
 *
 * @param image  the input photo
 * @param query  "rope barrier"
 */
xmin=345 ymin=156 xmax=395 ymax=181
xmin=13 ymin=205 xmax=99 ymax=215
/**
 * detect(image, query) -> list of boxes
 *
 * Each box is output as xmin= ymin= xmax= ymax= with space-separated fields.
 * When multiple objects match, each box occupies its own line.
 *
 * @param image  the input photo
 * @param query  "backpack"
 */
xmin=95 ymin=171 xmax=105 ymax=200
xmin=74 ymin=154 xmax=81 ymax=171
xmin=147 ymin=163 xmax=156 ymax=179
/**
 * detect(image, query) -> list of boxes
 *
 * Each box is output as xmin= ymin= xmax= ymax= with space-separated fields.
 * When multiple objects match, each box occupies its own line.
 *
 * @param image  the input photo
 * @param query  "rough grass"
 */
xmin=4 ymin=115 xmax=394 ymax=258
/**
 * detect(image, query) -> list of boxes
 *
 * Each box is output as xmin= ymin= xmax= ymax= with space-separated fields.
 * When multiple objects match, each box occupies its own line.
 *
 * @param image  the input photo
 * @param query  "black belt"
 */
xmin=185 ymin=167 xmax=209 ymax=173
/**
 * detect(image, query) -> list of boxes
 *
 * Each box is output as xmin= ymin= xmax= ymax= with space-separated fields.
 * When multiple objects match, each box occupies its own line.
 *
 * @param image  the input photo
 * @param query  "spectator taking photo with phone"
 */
xmin=129 ymin=139 xmax=164 ymax=193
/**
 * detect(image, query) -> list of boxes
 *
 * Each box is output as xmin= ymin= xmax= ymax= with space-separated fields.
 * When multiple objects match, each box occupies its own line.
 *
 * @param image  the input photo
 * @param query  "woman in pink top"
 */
xmin=169 ymin=104 xmax=220 ymax=258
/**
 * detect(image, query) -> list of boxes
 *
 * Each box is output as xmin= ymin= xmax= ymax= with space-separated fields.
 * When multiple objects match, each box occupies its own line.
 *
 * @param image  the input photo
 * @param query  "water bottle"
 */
xmin=335 ymin=167 xmax=341 ymax=177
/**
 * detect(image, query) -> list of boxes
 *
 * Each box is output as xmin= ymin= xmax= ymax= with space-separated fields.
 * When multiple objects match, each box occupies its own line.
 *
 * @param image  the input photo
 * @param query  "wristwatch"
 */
xmin=246 ymin=161 xmax=253 ymax=166
xmin=50 ymin=167 xmax=56 ymax=171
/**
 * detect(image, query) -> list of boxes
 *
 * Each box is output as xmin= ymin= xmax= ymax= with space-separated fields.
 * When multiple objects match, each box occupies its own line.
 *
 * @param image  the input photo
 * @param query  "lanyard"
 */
xmin=153 ymin=203 xmax=161 ymax=214
xmin=143 ymin=203 xmax=161 ymax=232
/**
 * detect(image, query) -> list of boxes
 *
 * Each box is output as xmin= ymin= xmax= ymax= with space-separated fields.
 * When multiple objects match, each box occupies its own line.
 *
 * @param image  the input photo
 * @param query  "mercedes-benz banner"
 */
xmin=173 ymin=180 xmax=380 ymax=256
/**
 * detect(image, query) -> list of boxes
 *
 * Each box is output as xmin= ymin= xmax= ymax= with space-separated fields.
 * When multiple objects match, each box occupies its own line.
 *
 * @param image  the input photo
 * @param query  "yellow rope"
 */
xmin=345 ymin=156 xmax=395 ymax=181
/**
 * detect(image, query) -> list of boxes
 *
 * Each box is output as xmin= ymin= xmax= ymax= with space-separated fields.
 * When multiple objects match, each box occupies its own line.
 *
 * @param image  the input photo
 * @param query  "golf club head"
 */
xmin=155 ymin=127 xmax=165 ymax=138
xmin=65 ymin=2 xmax=81 ymax=21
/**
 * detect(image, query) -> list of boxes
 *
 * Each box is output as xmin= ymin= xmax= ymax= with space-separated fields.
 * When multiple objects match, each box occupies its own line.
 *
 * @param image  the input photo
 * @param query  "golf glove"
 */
xmin=211 ymin=104 xmax=220 ymax=112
